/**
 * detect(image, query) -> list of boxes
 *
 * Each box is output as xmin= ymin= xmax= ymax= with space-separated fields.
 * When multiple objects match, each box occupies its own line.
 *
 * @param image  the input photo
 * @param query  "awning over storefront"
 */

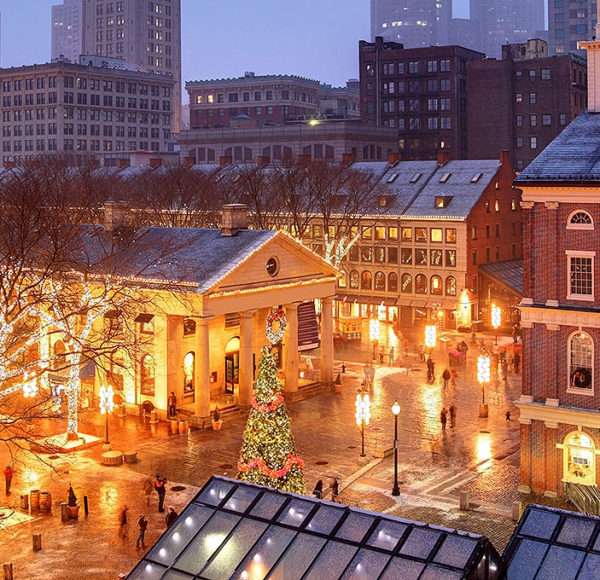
xmin=479 ymin=260 xmax=523 ymax=296
xmin=335 ymin=294 xmax=397 ymax=307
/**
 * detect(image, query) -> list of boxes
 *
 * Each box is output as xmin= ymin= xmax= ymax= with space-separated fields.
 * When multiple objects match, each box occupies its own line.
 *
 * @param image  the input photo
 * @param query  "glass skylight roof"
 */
xmin=128 ymin=476 xmax=503 ymax=579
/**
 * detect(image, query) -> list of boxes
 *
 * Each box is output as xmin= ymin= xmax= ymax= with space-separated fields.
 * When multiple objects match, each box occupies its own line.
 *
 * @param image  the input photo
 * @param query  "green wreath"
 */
xmin=266 ymin=309 xmax=287 ymax=344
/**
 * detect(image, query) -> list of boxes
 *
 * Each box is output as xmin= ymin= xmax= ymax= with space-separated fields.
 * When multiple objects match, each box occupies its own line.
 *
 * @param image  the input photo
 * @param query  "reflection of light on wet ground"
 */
xmin=386 ymin=325 xmax=399 ymax=349
xmin=419 ymin=384 xmax=442 ymax=433
xmin=475 ymin=432 xmax=492 ymax=466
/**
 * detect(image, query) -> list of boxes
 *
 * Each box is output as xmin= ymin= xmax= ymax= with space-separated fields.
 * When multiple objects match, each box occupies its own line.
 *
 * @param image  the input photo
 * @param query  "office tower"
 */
xmin=52 ymin=0 xmax=83 ymax=63
xmin=548 ymin=0 xmax=597 ymax=56
xmin=370 ymin=0 xmax=452 ymax=48
xmin=470 ymin=0 xmax=545 ymax=59
xmin=81 ymin=0 xmax=182 ymax=132
xmin=359 ymin=37 xmax=484 ymax=160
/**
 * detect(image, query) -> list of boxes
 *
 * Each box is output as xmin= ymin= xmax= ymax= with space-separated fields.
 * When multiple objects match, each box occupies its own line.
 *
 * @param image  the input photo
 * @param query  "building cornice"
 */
xmin=520 ymin=186 xmax=600 ymax=203
xmin=516 ymin=397 xmax=600 ymax=430
xmin=519 ymin=303 xmax=600 ymax=328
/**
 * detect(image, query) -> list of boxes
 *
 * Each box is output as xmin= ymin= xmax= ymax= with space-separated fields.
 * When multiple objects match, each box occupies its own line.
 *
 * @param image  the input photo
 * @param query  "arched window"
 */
xmin=567 ymin=210 xmax=594 ymax=230
xmin=374 ymin=271 xmax=386 ymax=291
xmin=563 ymin=431 xmax=596 ymax=486
xmin=415 ymin=274 xmax=427 ymax=294
xmin=184 ymin=351 xmax=195 ymax=394
xmin=349 ymin=270 xmax=359 ymax=289
xmin=53 ymin=340 xmax=67 ymax=371
xmin=401 ymin=273 xmax=412 ymax=293
xmin=140 ymin=354 xmax=155 ymax=396
xmin=388 ymin=272 xmax=398 ymax=292
xmin=430 ymin=275 xmax=443 ymax=295
xmin=569 ymin=331 xmax=593 ymax=392
xmin=361 ymin=271 xmax=372 ymax=290
xmin=446 ymin=276 xmax=457 ymax=296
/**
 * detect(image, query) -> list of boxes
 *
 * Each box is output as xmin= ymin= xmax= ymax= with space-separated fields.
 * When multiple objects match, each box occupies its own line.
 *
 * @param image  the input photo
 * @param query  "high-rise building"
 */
xmin=52 ymin=0 xmax=83 ymax=63
xmin=370 ymin=0 xmax=452 ymax=48
xmin=548 ymin=0 xmax=597 ymax=57
xmin=468 ymin=39 xmax=587 ymax=171
xmin=359 ymin=37 xmax=484 ymax=161
xmin=80 ymin=0 xmax=181 ymax=133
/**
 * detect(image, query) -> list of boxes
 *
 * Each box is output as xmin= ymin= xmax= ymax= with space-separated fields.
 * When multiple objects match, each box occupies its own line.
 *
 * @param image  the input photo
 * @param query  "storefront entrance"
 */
xmin=563 ymin=431 xmax=596 ymax=486
xmin=225 ymin=337 xmax=240 ymax=395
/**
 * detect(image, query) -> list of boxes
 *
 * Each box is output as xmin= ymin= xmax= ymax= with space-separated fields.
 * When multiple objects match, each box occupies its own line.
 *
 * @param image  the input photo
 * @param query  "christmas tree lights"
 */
xmin=237 ymin=345 xmax=305 ymax=494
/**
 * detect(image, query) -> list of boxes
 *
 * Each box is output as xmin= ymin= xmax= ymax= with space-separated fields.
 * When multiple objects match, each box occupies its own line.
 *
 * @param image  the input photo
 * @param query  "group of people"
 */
xmin=440 ymin=403 xmax=457 ymax=431
xmin=312 ymin=478 xmax=340 ymax=502
xmin=118 ymin=474 xmax=179 ymax=550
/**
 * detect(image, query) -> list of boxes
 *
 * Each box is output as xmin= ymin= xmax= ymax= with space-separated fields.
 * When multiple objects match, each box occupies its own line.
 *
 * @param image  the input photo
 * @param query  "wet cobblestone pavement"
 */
xmin=0 ymin=330 xmax=576 ymax=578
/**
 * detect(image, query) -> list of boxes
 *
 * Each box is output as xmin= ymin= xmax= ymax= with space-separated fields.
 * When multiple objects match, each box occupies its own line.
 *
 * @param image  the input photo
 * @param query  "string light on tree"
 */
xmin=22 ymin=373 xmax=38 ymax=398
xmin=425 ymin=325 xmax=437 ymax=350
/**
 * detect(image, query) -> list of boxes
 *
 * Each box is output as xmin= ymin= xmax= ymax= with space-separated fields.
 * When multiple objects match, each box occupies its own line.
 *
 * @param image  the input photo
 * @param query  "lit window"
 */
xmin=568 ymin=253 xmax=594 ymax=299
xmin=430 ymin=228 xmax=442 ymax=242
xmin=568 ymin=332 xmax=593 ymax=393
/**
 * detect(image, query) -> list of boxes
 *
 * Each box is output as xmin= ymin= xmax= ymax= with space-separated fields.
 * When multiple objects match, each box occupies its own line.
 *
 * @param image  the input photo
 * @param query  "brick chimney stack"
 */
xmin=103 ymin=201 xmax=130 ymax=234
xmin=221 ymin=204 xmax=249 ymax=236
xmin=437 ymin=150 xmax=451 ymax=166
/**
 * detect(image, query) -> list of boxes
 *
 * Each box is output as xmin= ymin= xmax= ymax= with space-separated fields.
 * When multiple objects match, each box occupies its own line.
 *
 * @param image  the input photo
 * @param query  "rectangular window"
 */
xmin=416 ymin=249 xmax=427 ymax=265
xmin=374 ymin=226 xmax=386 ymax=240
xmin=529 ymin=93 xmax=537 ymax=104
xmin=530 ymin=137 xmax=537 ymax=149
xmin=361 ymin=247 xmax=372 ymax=262
xmin=361 ymin=227 xmax=372 ymax=240
xmin=388 ymin=227 xmax=398 ymax=240
xmin=471 ymin=226 xmax=477 ymax=240
xmin=388 ymin=247 xmax=398 ymax=264
xmin=445 ymin=249 xmax=456 ymax=267
xmin=446 ymin=228 xmax=456 ymax=243
xmin=401 ymin=227 xmax=412 ymax=241
xmin=400 ymin=248 xmax=412 ymax=265
xmin=568 ymin=254 xmax=594 ymax=299
xmin=430 ymin=228 xmax=442 ymax=242
xmin=530 ymin=115 xmax=537 ymax=126
xmin=542 ymin=114 xmax=551 ymax=126
xmin=472 ymin=250 xmax=477 ymax=265
xmin=415 ymin=228 xmax=427 ymax=242
xmin=430 ymin=249 xmax=442 ymax=266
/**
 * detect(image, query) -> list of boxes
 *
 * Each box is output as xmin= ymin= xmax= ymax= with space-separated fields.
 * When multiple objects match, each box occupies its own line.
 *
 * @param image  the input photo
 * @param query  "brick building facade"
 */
xmin=515 ymin=28 xmax=600 ymax=498
xmin=359 ymin=37 xmax=484 ymax=161
xmin=468 ymin=39 xmax=587 ymax=171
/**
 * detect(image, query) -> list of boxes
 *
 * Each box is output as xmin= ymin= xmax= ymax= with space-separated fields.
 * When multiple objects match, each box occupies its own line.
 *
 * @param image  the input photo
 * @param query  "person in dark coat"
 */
xmin=427 ymin=358 xmax=435 ymax=383
xmin=449 ymin=403 xmax=456 ymax=428
xmin=165 ymin=506 xmax=178 ymax=528
xmin=440 ymin=408 xmax=448 ymax=431
xmin=513 ymin=352 xmax=521 ymax=373
xmin=155 ymin=475 xmax=166 ymax=513
xmin=136 ymin=514 xmax=148 ymax=549
xmin=442 ymin=368 xmax=451 ymax=389
xmin=312 ymin=479 xmax=323 ymax=499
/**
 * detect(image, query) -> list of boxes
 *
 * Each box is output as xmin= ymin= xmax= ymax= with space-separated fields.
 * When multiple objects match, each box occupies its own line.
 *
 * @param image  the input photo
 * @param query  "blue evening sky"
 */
xmin=0 ymin=1 xmax=470 ymax=93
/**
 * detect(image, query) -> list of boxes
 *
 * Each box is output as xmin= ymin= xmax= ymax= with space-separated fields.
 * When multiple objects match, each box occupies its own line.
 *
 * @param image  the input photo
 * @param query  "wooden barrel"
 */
xmin=170 ymin=419 xmax=179 ymax=432
xmin=30 ymin=489 xmax=40 ymax=510
xmin=39 ymin=491 xmax=52 ymax=512
xmin=178 ymin=420 xmax=188 ymax=434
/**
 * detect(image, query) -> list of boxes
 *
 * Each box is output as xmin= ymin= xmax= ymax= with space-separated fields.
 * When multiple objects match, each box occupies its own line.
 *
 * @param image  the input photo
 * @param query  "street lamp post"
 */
xmin=425 ymin=324 xmax=437 ymax=355
xmin=491 ymin=305 xmax=501 ymax=345
xmin=99 ymin=385 xmax=115 ymax=450
xmin=355 ymin=388 xmax=371 ymax=458
xmin=477 ymin=353 xmax=490 ymax=418
xmin=391 ymin=401 xmax=401 ymax=496
xmin=369 ymin=318 xmax=380 ymax=360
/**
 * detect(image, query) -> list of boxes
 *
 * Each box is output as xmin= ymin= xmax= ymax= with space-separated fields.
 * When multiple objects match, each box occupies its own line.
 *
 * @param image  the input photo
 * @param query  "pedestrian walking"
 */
xmin=389 ymin=346 xmax=395 ymax=366
xmin=136 ymin=514 xmax=148 ymax=549
xmin=506 ymin=410 xmax=512 ymax=421
xmin=440 ymin=408 xmax=448 ymax=431
xmin=3 ymin=465 xmax=13 ymax=495
xmin=404 ymin=339 xmax=409 ymax=357
xmin=449 ymin=403 xmax=456 ymax=428
xmin=427 ymin=357 xmax=435 ymax=383
xmin=501 ymin=359 xmax=508 ymax=382
xmin=155 ymin=475 xmax=167 ymax=513
xmin=312 ymin=479 xmax=323 ymax=499
xmin=330 ymin=478 xmax=340 ymax=503
xmin=372 ymin=339 xmax=379 ymax=360
xmin=442 ymin=368 xmax=451 ymax=389
xmin=143 ymin=476 xmax=154 ymax=507
xmin=118 ymin=505 xmax=129 ymax=538
xmin=419 ymin=344 xmax=425 ymax=362
xmin=514 ymin=352 xmax=521 ymax=374
xmin=379 ymin=345 xmax=385 ymax=364
xmin=450 ymin=367 xmax=457 ymax=388
xmin=165 ymin=506 xmax=178 ymax=528
xmin=168 ymin=391 xmax=177 ymax=418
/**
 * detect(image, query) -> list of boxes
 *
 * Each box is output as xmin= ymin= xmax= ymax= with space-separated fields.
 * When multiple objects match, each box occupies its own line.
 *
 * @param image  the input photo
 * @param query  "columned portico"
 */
xmin=238 ymin=311 xmax=255 ymax=407
xmin=194 ymin=317 xmax=211 ymax=418
xmin=284 ymin=303 xmax=299 ymax=393
xmin=320 ymin=297 xmax=334 ymax=384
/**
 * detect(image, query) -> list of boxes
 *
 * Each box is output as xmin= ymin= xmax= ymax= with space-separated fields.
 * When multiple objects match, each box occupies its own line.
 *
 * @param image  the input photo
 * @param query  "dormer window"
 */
xmin=568 ymin=210 xmax=594 ymax=230
xmin=435 ymin=196 xmax=453 ymax=208
xmin=439 ymin=173 xmax=451 ymax=183
xmin=410 ymin=172 xmax=422 ymax=183
xmin=471 ymin=172 xmax=482 ymax=183
xmin=387 ymin=173 xmax=398 ymax=183
xmin=378 ymin=195 xmax=393 ymax=207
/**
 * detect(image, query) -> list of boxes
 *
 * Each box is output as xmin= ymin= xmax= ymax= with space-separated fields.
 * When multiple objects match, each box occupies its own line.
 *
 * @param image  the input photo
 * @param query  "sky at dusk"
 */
xmin=0 ymin=0 xmax=471 ymax=97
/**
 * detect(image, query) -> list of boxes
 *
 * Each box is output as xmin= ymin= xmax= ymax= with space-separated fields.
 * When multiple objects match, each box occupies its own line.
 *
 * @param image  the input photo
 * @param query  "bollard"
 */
xmin=512 ymin=500 xmax=523 ymax=522
xmin=32 ymin=534 xmax=42 ymax=552
xmin=60 ymin=503 xmax=69 ymax=523
xmin=150 ymin=409 xmax=158 ymax=424
xmin=84 ymin=495 xmax=89 ymax=516
xmin=20 ymin=494 xmax=28 ymax=511
xmin=3 ymin=563 xmax=13 ymax=580
xmin=459 ymin=490 xmax=470 ymax=510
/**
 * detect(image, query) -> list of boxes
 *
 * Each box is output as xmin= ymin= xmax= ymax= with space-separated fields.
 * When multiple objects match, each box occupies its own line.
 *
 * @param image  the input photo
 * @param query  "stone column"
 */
xmin=284 ymin=303 xmax=299 ymax=393
xmin=238 ymin=311 xmax=255 ymax=407
xmin=153 ymin=314 xmax=168 ymax=412
xmin=320 ymin=297 xmax=334 ymax=384
xmin=194 ymin=318 xmax=211 ymax=418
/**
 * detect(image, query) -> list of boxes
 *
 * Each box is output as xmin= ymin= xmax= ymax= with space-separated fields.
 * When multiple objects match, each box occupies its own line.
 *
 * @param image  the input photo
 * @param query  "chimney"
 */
xmin=388 ymin=152 xmax=402 ymax=165
xmin=257 ymin=155 xmax=270 ymax=167
xmin=437 ymin=150 xmax=451 ymax=166
xmin=221 ymin=204 xmax=249 ymax=236
xmin=182 ymin=156 xmax=195 ymax=169
xmin=116 ymin=158 xmax=130 ymax=169
xmin=500 ymin=150 xmax=511 ymax=166
xmin=149 ymin=157 xmax=162 ymax=169
xmin=579 ymin=4 xmax=600 ymax=111
xmin=219 ymin=155 xmax=232 ymax=167
xmin=342 ymin=153 xmax=356 ymax=165
xmin=103 ymin=200 xmax=130 ymax=234
xmin=3 ymin=160 xmax=16 ymax=170
xmin=297 ymin=154 xmax=311 ymax=166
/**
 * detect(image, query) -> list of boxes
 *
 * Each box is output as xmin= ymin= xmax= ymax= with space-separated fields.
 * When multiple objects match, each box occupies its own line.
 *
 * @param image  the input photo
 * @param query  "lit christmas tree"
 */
xmin=237 ymin=343 xmax=305 ymax=494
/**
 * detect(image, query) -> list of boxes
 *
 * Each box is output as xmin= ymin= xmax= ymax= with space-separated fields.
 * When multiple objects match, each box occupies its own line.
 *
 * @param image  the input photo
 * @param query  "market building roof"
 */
xmin=127 ymin=475 xmax=504 ymax=579
xmin=515 ymin=110 xmax=600 ymax=184
xmin=479 ymin=260 xmax=524 ymax=295
xmin=503 ymin=504 xmax=600 ymax=578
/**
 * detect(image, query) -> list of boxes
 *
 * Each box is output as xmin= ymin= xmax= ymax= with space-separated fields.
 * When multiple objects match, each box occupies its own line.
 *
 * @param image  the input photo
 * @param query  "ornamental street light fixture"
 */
xmin=477 ymin=353 xmax=491 ymax=418
xmin=425 ymin=325 xmax=437 ymax=354
xmin=22 ymin=372 xmax=38 ymax=398
xmin=391 ymin=401 xmax=401 ymax=496
xmin=370 ymin=318 xmax=380 ymax=359
xmin=99 ymin=384 xmax=115 ymax=449
xmin=355 ymin=388 xmax=371 ymax=458
xmin=491 ymin=305 xmax=501 ymax=345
